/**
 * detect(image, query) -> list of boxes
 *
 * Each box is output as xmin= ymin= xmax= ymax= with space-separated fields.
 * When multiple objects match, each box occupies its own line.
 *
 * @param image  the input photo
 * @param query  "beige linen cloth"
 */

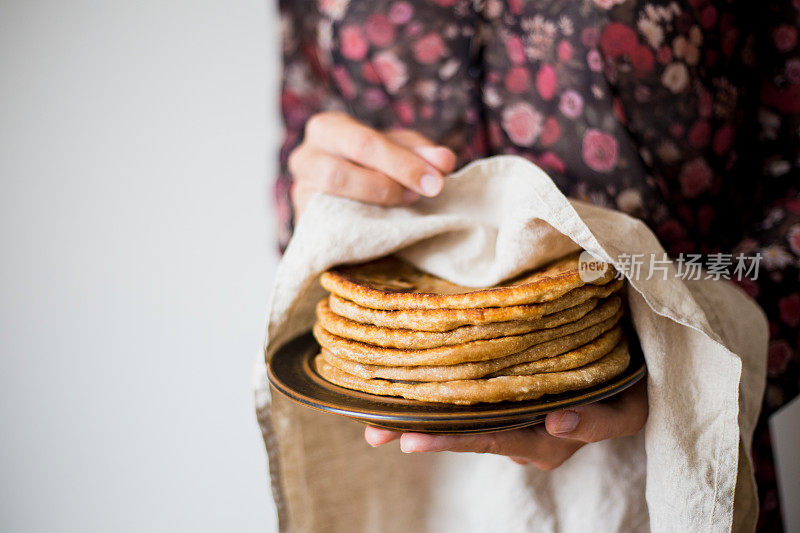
xmin=255 ymin=155 xmax=767 ymax=533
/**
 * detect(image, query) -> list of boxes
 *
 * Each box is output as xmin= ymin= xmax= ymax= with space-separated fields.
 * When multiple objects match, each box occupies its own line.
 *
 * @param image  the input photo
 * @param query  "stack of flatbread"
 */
xmin=312 ymin=252 xmax=631 ymax=405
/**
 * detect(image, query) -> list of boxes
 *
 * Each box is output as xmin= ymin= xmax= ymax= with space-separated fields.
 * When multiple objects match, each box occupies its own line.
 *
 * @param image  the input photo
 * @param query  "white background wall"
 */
xmin=1 ymin=1 xmax=279 ymax=531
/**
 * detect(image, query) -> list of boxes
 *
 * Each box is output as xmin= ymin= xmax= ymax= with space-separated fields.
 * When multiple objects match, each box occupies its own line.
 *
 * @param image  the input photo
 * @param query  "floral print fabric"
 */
xmin=274 ymin=0 xmax=799 ymax=529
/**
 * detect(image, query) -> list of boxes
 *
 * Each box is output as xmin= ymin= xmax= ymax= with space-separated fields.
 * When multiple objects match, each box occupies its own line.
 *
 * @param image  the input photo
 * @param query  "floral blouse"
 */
xmin=273 ymin=0 xmax=799 ymax=529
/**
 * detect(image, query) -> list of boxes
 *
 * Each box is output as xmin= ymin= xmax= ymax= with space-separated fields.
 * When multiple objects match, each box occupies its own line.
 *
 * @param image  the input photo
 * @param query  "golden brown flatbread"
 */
xmin=313 ymin=341 xmax=630 ymax=404
xmin=328 ymin=278 xmax=625 ymax=332
xmin=316 ymin=297 xmax=599 ymax=349
xmin=314 ymin=296 xmax=622 ymax=366
xmin=489 ymin=327 xmax=623 ymax=377
xmin=320 ymin=252 xmax=617 ymax=311
xmin=321 ymin=323 xmax=623 ymax=382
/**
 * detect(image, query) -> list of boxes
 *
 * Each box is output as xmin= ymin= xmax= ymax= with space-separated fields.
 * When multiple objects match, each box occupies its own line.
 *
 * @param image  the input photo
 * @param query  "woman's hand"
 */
xmin=288 ymin=112 xmax=457 ymax=222
xmin=365 ymin=379 xmax=648 ymax=469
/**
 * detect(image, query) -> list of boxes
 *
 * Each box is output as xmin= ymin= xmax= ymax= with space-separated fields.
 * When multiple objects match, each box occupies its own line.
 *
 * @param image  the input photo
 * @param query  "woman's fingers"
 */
xmin=289 ymin=182 xmax=314 ymax=219
xmin=289 ymin=145 xmax=419 ymax=207
xmin=544 ymin=379 xmax=649 ymax=443
xmin=412 ymin=145 xmax=457 ymax=173
xmin=304 ymin=112 xmax=447 ymax=197
xmin=364 ymin=426 xmax=402 ymax=446
xmin=363 ymin=381 xmax=647 ymax=471
xmin=385 ymin=129 xmax=457 ymax=174
xmin=288 ymin=113 xmax=459 ymax=224
xmin=397 ymin=426 xmax=585 ymax=470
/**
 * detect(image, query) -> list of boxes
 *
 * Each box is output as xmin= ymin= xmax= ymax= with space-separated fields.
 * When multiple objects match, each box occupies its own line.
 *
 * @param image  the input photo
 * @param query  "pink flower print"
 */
xmin=431 ymin=0 xmax=458 ymax=6
xmin=582 ymin=129 xmax=619 ymax=172
xmin=669 ymin=123 xmax=684 ymax=137
xmin=587 ymin=49 xmax=603 ymax=71
xmin=388 ymin=1 xmax=413 ymax=24
xmin=331 ymin=66 xmax=355 ymax=99
xmin=538 ymin=151 xmax=566 ymax=173
xmin=656 ymin=45 xmax=672 ymax=64
xmin=599 ymin=23 xmax=638 ymax=58
xmin=363 ymin=88 xmax=389 ymax=109
xmin=767 ymin=340 xmax=792 ymax=376
xmin=505 ymin=66 xmax=531 ymax=93
xmin=688 ymin=121 xmax=711 ymax=148
xmin=762 ymin=83 xmax=800 ymax=113
xmin=632 ymin=45 xmax=655 ymax=75
xmin=393 ymin=100 xmax=415 ymax=125
xmin=733 ymin=277 xmax=760 ymax=299
xmin=657 ymin=219 xmax=687 ymax=243
xmin=540 ymin=116 xmax=561 ymax=146
xmin=779 ymin=293 xmax=800 ymax=328
xmin=786 ymin=58 xmax=800 ymax=84
xmin=405 ymin=21 xmax=422 ymax=38
xmin=413 ymin=33 xmax=447 ymax=64
xmin=559 ymin=90 xmax=584 ymax=118
xmin=557 ymin=40 xmax=573 ymax=61
xmin=362 ymin=62 xmax=381 ymax=84
xmin=487 ymin=121 xmax=503 ymax=147
xmin=536 ymin=64 xmax=557 ymax=100
xmin=698 ymin=90 xmax=713 ymax=118
xmin=712 ymin=124 xmax=734 ymax=155
xmin=679 ymin=157 xmax=713 ymax=197
xmin=365 ymin=14 xmax=396 ymax=47
xmin=613 ymin=97 xmax=626 ymax=123
xmin=502 ymin=102 xmax=544 ymax=146
xmin=582 ymin=27 xmax=600 ymax=48
xmin=372 ymin=50 xmax=408 ymax=93
xmin=773 ymin=24 xmax=798 ymax=52
xmin=340 ymin=26 xmax=368 ymax=60
xmin=787 ymin=224 xmax=800 ymax=255
xmin=506 ymin=35 xmax=526 ymax=65
xmin=700 ymin=6 xmax=718 ymax=29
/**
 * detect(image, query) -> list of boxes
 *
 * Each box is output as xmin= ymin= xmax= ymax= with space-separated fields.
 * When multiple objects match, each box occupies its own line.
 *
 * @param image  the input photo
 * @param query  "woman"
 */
xmin=274 ymin=0 xmax=799 ymax=529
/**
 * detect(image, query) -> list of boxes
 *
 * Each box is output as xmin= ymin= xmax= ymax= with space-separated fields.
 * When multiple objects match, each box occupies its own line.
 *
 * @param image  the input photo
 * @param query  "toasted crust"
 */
xmin=316 ymin=297 xmax=599 ymax=349
xmin=327 ymin=278 xmax=624 ymax=332
xmin=489 ymin=327 xmax=622 ymax=377
xmin=313 ymin=341 xmax=630 ymax=404
xmin=321 ymin=324 xmax=623 ymax=382
xmin=320 ymin=253 xmax=617 ymax=310
xmin=313 ymin=296 xmax=623 ymax=366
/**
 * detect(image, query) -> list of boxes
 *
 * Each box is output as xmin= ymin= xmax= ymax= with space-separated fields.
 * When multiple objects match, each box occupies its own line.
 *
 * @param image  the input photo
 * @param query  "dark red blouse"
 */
xmin=274 ymin=0 xmax=800 ymax=529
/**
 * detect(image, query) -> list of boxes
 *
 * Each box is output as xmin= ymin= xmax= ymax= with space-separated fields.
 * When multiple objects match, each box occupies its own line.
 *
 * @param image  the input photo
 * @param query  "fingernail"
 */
xmin=400 ymin=438 xmax=416 ymax=453
xmin=402 ymin=188 xmax=420 ymax=203
xmin=400 ymin=434 xmax=432 ymax=453
xmin=413 ymin=145 xmax=449 ymax=160
xmin=552 ymin=411 xmax=579 ymax=435
xmin=419 ymin=174 xmax=443 ymax=197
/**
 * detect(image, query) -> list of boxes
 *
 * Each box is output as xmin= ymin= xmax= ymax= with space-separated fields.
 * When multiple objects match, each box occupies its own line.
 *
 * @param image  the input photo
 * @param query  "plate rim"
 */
xmin=267 ymin=332 xmax=647 ymax=424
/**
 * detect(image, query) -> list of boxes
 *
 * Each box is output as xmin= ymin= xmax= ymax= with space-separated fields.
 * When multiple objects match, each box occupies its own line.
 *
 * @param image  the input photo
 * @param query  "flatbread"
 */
xmin=314 ymin=296 xmax=623 ymax=366
xmin=316 ymin=297 xmax=599 ymax=349
xmin=320 ymin=252 xmax=617 ymax=310
xmin=321 ymin=323 xmax=623 ymax=382
xmin=313 ymin=341 xmax=631 ymax=404
xmin=489 ymin=328 xmax=623 ymax=377
xmin=328 ymin=278 xmax=625 ymax=332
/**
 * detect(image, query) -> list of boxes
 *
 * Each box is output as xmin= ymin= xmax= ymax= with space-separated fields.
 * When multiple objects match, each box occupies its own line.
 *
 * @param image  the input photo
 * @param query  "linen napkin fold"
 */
xmin=255 ymin=155 xmax=767 ymax=533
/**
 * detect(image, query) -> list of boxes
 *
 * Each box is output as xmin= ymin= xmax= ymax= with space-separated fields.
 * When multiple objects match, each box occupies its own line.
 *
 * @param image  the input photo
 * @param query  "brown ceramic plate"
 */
xmin=268 ymin=328 xmax=647 ymax=434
